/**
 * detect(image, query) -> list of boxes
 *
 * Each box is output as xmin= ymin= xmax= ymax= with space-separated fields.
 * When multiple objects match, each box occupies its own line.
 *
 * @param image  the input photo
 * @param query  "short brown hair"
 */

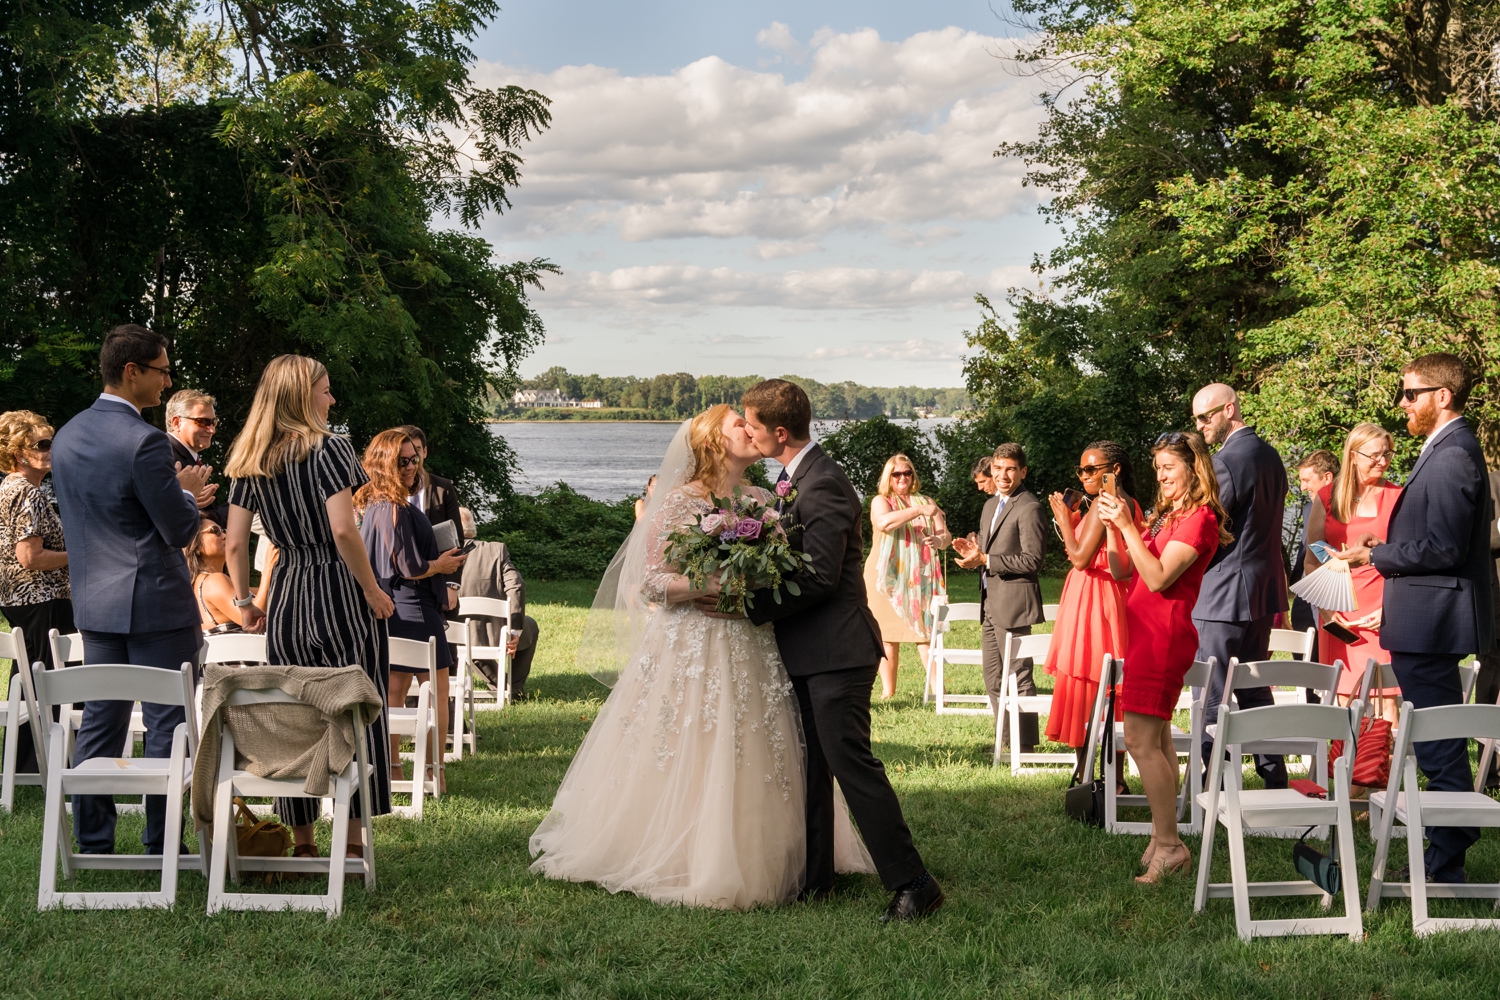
xmin=1297 ymin=449 xmax=1339 ymax=477
xmin=100 ymin=324 xmax=167 ymax=387
xmin=1404 ymin=352 xmax=1472 ymax=410
xmin=741 ymin=379 xmax=811 ymax=440
xmin=992 ymin=442 xmax=1027 ymax=468
xmin=970 ymin=455 xmax=992 ymax=477
xmin=166 ymin=389 xmax=215 ymax=423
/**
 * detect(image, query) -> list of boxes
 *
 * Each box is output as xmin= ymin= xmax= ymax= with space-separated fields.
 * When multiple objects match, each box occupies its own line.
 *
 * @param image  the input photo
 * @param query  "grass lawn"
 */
xmin=4 ymin=574 xmax=1500 ymax=998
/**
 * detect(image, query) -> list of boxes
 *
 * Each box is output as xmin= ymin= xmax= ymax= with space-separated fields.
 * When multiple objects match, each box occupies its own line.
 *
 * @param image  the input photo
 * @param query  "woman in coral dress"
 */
xmin=1303 ymin=422 xmax=1401 ymax=714
xmin=1044 ymin=442 xmax=1142 ymax=788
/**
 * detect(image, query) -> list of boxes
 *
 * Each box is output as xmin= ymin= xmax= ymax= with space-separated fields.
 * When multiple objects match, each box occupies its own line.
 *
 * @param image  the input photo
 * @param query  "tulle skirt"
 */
xmin=530 ymin=603 xmax=872 ymax=910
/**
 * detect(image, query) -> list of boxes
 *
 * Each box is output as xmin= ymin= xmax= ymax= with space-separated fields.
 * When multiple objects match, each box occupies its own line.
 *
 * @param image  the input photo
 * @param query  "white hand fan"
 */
xmin=1290 ymin=556 xmax=1358 ymax=612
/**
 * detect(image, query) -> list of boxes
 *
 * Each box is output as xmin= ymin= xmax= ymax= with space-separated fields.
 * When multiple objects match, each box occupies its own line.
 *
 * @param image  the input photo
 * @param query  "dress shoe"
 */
xmin=880 ymin=873 xmax=944 ymax=922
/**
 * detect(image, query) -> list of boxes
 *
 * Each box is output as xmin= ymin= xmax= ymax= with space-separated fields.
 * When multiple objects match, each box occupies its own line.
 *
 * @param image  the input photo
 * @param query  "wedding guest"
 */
xmin=1191 ymin=382 xmax=1289 ymax=789
xmin=1303 ymin=424 xmax=1401 ymax=715
xmin=635 ymin=474 xmax=657 ymax=521
xmin=1289 ymin=450 xmax=1339 ymax=675
xmin=457 ymin=507 xmax=539 ymax=700
xmin=971 ymin=456 xmax=995 ymax=496
xmin=51 ymin=325 xmax=209 ymax=856
xmin=1097 ymin=431 xmax=1230 ymax=883
xmin=1336 ymin=353 xmax=1492 ymax=883
xmin=400 ymin=424 xmax=464 ymax=601
xmin=224 ymin=355 xmax=395 ymax=863
xmin=357 ymin=429 xmax=467 ymax=792
xmin=165 ymin=389 xmax=224 ymax=526
xmin=1044 ymin=441 xmax=1141 ymax=786
xmin=185 ymin=517 xmax=247 ymax=632
xmin=863 ymin=454 xmax=951 ymax=699
xmin=0 ymin=410 xmax=72 ymax=774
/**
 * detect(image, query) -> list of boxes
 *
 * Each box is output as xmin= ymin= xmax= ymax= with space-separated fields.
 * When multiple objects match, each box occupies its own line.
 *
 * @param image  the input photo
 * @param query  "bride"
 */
xmin=529 ymin=404 xmax=871 ymax=909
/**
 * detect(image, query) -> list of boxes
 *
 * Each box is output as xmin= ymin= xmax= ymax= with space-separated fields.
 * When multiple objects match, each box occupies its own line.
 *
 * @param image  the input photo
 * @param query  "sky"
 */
xmin=462 ymin=1 xmax=1057 ymax=388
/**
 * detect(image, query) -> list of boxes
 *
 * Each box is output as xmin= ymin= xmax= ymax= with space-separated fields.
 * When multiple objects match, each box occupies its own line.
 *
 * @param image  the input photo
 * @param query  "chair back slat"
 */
xmin=1007 ymin=632 xmax=1051 ymax=662
xmin=1043 ymin=603 xmax=1059 ymax=623
xmin=388 ymin=636 xmax=437 ymax=673
xmin=201 ymin=632 xmax=268 ymax=665
xmin=1183 ymin=659 xmax=1213 ymax=689
xmin=48 ymin=629 xmax=85 ymax=666
xmin=938 ymin=602 xmax=980 ymax=624
xmin=458 ymin=596 xmax=510 ymax=620
xmin=1218 ymin=702 xmax=1354 ymax=745
xmin=1227 ymin=658 xmax=1339 ymax=695
xmin=224 ymin=687 xmax=308 ymax=708
xmin=1459 ymin=663 xmax=1480 ymax=703
xmin=1267 ymin=627 xmax=1315 ymax=658
xmin=1403 ymin=703 xmax=1500 ymax=744
xmin=444 ymin=620 xmax=468 ymax=644
xmin=32 ymin=662 xmax=193 ymax=710
xmin=0 ymin=625 xmax=24 ymax=663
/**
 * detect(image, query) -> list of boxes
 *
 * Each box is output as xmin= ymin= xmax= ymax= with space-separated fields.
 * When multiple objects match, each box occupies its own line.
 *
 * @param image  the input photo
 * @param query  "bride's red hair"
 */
xmin=688 ymin=404 xmax=736 ymax=490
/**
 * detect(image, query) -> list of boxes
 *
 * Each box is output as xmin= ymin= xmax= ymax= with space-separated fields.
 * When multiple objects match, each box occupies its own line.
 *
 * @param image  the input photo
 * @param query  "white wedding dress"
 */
xmin=530 ymin=479 xmax=873 ymax=910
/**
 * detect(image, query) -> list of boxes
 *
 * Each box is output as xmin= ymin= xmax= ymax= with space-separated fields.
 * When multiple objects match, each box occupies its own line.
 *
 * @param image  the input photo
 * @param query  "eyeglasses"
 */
xmin=397 ymin=455 xmax=421 ymax=469
xmin=1076 ymin=464 xmax=1111 ymax=477
xmin=1355 ymin=448 xmax=1394 ymax=464
xmin=132 ymin=362 xmax=173 ymax=377
xmin=28 ymin=438 xmax=52 ymax=452
xmin=1397 ymin=386 xmax=1442 ymax=404
xmin=182 ymin=416 xmax=217 ymax=429
xmin=1192 ymin=402 xmax=1228 ymax=424
xmin=890 ymin=471 xmax=914 ymax=480
xmin=200 ymin=524 xmax=225 ymax=536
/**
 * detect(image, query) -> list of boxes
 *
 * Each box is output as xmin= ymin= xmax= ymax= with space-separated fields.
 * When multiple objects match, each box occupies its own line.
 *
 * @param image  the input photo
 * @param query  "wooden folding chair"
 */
xmin=33 ymin=661 xmax=199 ymax=910
xmin=1366 ymin=702 xmax=1500 ymax=935
xmin=1 ymin=626 xmax=43 ymax=812
xmin=387 ymin=636 xmax=439 ymax=818
xmin=458 ymin=596 xmax=511 ymax=715
xmin=1194 ymin=701 xmax=1363 ymax=942
xmin=204 ymin=684 xmax=375 ymax=916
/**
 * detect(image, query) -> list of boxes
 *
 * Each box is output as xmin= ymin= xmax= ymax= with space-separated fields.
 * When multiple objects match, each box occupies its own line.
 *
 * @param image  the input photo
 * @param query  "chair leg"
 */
xmin=1335 ymin=803 xmax=1362 ymax=940
xmin=326 ymin=774 xmax=349 ymax=918
xmin=1225 ymin=804 xmax=1254 ymax=941
xmin=2 ymin=685 xmax=21 ymax=813
xmin=1406 ymin=774 xmax=1430 ymax=935
xmin=410 ymin=685 xmax=429 ymax=819
xmin=37 ymin=726 xmax=67 ymax=910
xmin=1008 ymin=673 xmax=1022 ymax=776
xmin=157 ymin=726 xmax=187 ymax=908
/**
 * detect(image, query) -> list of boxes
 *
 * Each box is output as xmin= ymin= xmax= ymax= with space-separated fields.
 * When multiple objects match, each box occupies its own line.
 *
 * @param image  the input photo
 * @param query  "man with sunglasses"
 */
xmin=1336 ymin=353 xmax=1493 ymax=883
xmin=1190 ymin=382 xmax=1290 ymax=789
xmin=165 ymin=389 xmax=225 ymax=527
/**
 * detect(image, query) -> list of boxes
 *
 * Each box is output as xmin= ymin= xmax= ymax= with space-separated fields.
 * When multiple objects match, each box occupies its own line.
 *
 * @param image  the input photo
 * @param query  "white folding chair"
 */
xmin=996 ymin=632 xmax=1074 ymax=771
xmin=1217 ymin=658 xmax=1341 ymax=819
xmin=927 ymin=602 xmax=987 ymax=714
xmin=444 ymin=619 xmax=478 ymax=759
xmin=387 ymin=636 xmax=439 ymax=818
xmin=1267 ymin=629 xmax=1317 ymax=704
xmin=205 ymin=685 xmax=375 ymax=916
xmin=1460 ymin=662 xmax=1480 ymax=704
xmin=1 ymin=627 xmax=43 ymax=812
xmin=49 ymin=629 xmax=156 ymax=814
xmin=1367 ymin=702 xmax=1500 ymax=935
xmin=200 ymin=633 xmax=268 ymax=666
xmin=1194 ymin=701 xmax=1363 ymax=942
xmin=458 ymin=596 xmax=512 ymax=715
xmin=1081 ymin=656 xmax=1213 ymax=836
xmin=1043 ymin=603 xmax=1059 ymax=623
xmin=33 ymin=661 xmax=199 ymax=910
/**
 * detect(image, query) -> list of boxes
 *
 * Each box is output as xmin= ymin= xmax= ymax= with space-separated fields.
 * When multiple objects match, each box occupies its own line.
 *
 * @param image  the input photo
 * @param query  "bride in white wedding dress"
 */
xmin=530 ymin=404 xmax=872 ymax=909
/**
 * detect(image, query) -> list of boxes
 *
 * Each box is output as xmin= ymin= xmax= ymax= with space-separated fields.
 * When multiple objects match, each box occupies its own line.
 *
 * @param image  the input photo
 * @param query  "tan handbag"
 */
xmin=233 ymin=797 xmax=292 ymax=883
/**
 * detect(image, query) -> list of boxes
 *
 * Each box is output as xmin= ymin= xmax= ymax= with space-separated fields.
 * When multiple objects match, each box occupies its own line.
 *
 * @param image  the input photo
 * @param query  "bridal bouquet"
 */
xmin=664 ymin=486 xmax=812 ymax=614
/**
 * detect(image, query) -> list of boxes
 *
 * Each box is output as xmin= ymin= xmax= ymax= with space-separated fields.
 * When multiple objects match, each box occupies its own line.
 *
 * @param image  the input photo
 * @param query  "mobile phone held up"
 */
xmin=1100 ymin=472 xmax=1117 ymax=497
xmin=1061 ymin=488 xmax=1088 ymax=511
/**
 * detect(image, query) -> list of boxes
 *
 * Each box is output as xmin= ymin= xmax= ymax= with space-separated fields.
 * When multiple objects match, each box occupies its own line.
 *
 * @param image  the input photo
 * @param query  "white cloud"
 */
xmin=805 ymin=337 xmax=966 ymax=362
xmin=471 ymin=26 xmax=1046 ymax=245
xmin=752 ymin=240 xmax=822 ymax=259
xmin=756 ymin=21 xmax=807 ymax=63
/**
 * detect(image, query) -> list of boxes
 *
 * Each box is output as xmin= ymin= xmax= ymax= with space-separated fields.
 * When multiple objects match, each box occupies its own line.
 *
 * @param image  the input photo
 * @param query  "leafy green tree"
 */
xmin=819 ymin=416 xmax=937 ymax=497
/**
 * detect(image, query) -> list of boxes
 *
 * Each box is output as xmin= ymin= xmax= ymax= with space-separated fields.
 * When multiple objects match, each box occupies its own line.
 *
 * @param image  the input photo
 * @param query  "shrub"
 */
xmin=818 ymin=416 xmax=937 ymax=496
xmin=478 ymin=483 xmax=637 ymax=581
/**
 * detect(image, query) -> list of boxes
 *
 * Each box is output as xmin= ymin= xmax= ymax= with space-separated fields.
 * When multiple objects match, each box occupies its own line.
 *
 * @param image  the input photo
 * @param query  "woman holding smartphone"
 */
xmin=1044 ymin=442 xmax=1142 ymax=785
xmin=1303 ymin=422 xmax=1401 ymax=715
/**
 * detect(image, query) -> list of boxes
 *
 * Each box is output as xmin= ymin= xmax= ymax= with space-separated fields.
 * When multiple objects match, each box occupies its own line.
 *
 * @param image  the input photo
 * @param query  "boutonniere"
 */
xmin=773 ymin=478 xmax=797 ymax=507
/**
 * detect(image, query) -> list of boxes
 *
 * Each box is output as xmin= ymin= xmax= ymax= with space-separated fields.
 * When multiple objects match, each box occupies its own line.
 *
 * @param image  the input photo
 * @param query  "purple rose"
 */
xmin=774 ymin=479 xmax=793 ymax=497
xmin=736 ymin=518 xmax=763 ymax=541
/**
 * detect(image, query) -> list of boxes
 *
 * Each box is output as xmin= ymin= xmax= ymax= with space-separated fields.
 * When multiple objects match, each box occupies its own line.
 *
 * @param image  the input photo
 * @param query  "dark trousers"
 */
xmin=1390 ymin=651 xmax=1479 ymax=881
xmin=982 ymin=620 xmax=1036 ymax=748
xmin=1289 ymin=596 xmax=1321 ymax=704
xmin=792 ymin=664 xmax=924 ymax=893
xmin=73 ymin=626 xmax=200 ymax=855
xmin=1197 ymin=614 xmax=1287 ymax=788
xmin=1 ymin=598 xmax=74 ymax=774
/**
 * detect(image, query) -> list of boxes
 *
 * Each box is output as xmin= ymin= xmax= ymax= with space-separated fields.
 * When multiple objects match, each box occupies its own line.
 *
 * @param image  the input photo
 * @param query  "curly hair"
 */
xmin=355 ymin=428 xmax=417 ymax=514
xmin=1083 ymin=439 xmax=1137 ymax=503
xmin=687 ymin=404 xmax=737 ymax=491
xmin=1149 ymin=431 xmax=1233 ymax=548
xmin=0 ymin=410 xmax=52 ymax=474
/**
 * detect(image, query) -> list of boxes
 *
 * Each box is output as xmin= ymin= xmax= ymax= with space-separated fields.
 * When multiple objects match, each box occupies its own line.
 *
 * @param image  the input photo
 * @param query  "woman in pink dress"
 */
xmin=1303 ymin=422 xmax=1401 ymax=718
xmin=1097 ymin=432 xmax=1230 ymax=884
xmin=1044 ymin=442 xmax=1141 ymax=790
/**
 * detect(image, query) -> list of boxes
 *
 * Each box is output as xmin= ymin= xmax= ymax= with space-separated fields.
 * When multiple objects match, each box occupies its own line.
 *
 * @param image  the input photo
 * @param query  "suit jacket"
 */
xmin=455 ymin=539 xmax=533 ymax=650
xmin=419 ymin=472 xmax=464 ymax=586
xmin=746 ymin=444 xmax=883 ymax=676
xmin=168 ymin=433 xmax=227 ymax=527
xmin=977 ymin=488 xmax=1046 ymax=631
xmin=1194 ymin=426 xmax=1289 ymax=622
xmin=52 ymin=399 xmax=201 ymax=633
xmin=1373 ymin=417 xmax=1494 ymax=656
xmin=1289 ymin=497 xmax=1316 ymax=633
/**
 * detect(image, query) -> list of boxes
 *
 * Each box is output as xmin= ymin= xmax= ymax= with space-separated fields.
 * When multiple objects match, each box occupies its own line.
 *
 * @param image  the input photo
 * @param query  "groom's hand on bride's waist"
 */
xmin=692 ymin=594 xmax=747 ymax=619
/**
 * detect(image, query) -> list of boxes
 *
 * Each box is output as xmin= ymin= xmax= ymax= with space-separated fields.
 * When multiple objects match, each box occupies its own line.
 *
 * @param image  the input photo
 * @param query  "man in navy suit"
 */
xmin=1339 ymin=353 xmax=1494 ymax=882
xmin=51 ymin=325 xmax=212 ymax=855
xmin=1191 ymin=383 xmax=1290 ymax=787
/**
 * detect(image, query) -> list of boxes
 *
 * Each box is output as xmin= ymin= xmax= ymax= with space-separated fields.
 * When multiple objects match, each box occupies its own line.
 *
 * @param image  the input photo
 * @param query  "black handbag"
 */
xmin=1065 ymin=682 xmax=1116 ymax=828
xmin=1292 ymin=825 xmax=1341 ymax=896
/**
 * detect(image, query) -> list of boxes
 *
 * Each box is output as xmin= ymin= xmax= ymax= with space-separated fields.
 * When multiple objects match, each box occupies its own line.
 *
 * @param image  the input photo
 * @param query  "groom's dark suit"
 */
xmin=748 ymin=444 xmax=926 ymax=893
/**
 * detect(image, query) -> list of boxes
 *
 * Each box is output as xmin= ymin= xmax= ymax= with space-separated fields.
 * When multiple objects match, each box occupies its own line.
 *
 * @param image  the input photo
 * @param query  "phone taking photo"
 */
xmin=1100 ymin=472 xmax=1117 ymax=497
xmin=1061 ymin=488 xmax=1088 ymax=511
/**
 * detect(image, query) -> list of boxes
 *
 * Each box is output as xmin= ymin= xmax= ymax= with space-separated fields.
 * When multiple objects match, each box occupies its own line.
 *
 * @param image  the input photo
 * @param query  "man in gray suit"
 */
xmin=456 ymin=508 xmax=538 ymax=700
xmin=51 ymin=324 xmax=211 ymax=855
xmin=1191 ymin=383 xmax=1289 ymax=788
xmin=955 ymin=442 xmax=1047 ymax=749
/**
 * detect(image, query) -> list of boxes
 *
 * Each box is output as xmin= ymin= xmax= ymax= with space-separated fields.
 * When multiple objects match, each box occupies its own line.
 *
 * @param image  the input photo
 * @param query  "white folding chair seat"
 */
xmin=1 ymin=627 xmax=44 ymax=812
xmin=49 ymin=629 xmax=154 ymax=815
xmin=458 ymin=596 xmax=512 ymax=716
xmin=1366 ymin=702 xmax=1500 ymax=935
xmin=927 ymin=602 xmax=987 ymax=714
xmin=1194 ymin=702 xmax=1363 ymax=941
xmin=387 ymin=636 xmax=439 ymax=818
xmin=205 ymin=686 xmax=375 ymax=916
xmin=33 ymin=661 xmax=200 ymax=910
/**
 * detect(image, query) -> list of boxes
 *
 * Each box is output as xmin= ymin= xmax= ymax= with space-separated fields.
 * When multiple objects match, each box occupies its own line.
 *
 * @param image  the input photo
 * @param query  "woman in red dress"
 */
xmin=1044 ymin=441 xmax=1142 ymax=791
xmin=1097 ymin=431 xmax=1231 ymax=884
xmin=1303 ymin=422 xmax=1401 ymax=719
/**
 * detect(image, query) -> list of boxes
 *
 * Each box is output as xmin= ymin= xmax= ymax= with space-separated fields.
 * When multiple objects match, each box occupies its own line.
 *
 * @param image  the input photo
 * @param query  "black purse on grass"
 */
xmin=1065 ymin=683 xmax=1116 ymax=828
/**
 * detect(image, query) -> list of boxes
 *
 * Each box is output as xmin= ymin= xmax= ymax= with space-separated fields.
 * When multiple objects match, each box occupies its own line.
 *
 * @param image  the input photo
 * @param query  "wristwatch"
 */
xmin=232 ymin=595 xmax=256 ymax=608
xmin=446 ymin=582 xmax=461 ymax=589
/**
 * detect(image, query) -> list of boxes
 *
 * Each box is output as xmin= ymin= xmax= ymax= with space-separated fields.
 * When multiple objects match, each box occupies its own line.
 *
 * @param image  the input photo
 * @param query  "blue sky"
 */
xmin=461 ymin=2 xmax=1057 ymax=388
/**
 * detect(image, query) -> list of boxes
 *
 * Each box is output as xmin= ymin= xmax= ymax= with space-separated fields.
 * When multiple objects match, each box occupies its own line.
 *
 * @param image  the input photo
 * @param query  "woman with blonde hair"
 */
xmin=1304 ymin=422 xmax=1402 ymax=712
xmin=863 ymin=454 xmax=951 ymax=699
xmin=1097 ymin=431 xmax=1231 ymax=883
xmin=224 ymin=355 xmax=396 ymax=864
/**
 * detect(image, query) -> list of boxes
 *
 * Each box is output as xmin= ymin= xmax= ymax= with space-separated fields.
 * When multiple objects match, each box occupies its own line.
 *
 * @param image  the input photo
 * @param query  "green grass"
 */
xmin=4 ymin=577 xmax=1500 ymax=998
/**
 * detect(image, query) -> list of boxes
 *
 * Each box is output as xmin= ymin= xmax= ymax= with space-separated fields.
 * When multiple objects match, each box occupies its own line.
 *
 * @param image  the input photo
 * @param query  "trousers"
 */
xmin=1390 ymin=651 xmax=1479 ymax=881
xmin=1196 ymin=614 xmax=1287 ymax=788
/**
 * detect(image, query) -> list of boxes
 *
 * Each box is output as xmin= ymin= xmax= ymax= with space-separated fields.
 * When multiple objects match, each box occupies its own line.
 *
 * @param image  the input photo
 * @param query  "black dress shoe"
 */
xmin=880 ymin=873 xmax=944 ymax=922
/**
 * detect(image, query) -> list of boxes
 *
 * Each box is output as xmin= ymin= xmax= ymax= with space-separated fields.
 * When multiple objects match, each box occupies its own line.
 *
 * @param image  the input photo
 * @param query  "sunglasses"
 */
xmin=397 ymin=455 xmax=421 ymax=469
xmin=890 ymin=470 xmax=914 ymax=480
xmin=1192 ymin=402 xmax=1228 ymax=424
xmin=1154 ymin=431 xmax=1191 ymax=447
xmin=1076 ymin=463 xmax=1112 ymax=477
xmin=182 ymin=415 xmax=217 ymax=429
xmin=1396 ymin=386 xmax=1442 ymax=404
xmin=133 ymin=362 xmax=173 ymax=377
xmin=200 ymin=523 xmax=225 ymax=536
xmin=29 ymin=438 xmax=52 ymax=452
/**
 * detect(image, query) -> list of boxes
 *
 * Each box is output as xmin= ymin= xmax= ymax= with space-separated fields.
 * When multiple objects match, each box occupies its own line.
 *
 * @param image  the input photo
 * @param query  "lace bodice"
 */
xmin=640 ymin=484 xmax=774 ymax=604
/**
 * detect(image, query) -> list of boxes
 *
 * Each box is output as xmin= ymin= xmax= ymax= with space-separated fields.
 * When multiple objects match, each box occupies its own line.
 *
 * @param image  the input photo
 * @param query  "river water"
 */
xmin=491 ymin=419 xmax=953 ymax=502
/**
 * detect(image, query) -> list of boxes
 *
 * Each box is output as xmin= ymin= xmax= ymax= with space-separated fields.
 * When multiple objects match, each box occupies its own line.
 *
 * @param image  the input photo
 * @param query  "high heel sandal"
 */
xmin=1135 ymin=842 xmax=1190 ymax=884
xmin=1140 ymin=838 xmax=1157 ymax=869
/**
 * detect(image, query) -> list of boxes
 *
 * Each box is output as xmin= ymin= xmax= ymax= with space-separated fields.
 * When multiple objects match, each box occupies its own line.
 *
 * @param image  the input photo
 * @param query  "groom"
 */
xmin=715 ymin=379 xmax=941 ymax=921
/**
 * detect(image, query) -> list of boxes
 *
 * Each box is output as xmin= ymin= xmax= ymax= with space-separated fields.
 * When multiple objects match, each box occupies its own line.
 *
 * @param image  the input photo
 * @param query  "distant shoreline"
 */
xmin=487 ymin=417 xmax=682 ymax=424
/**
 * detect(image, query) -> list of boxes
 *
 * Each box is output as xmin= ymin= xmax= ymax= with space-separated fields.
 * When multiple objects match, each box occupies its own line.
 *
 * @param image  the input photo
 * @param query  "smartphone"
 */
xmin=459 ymin=540 xmax=477 ymax=555
xmin=1322 ymin=619 xmax=1360 ymax=644
xmin=1100 ymin=472 xmax=1117 ymax=497
xmin=1308 ymin=540 xmax=1335 ymax=564
xmin=1061 ymin=488 xmax=1087 ymax=511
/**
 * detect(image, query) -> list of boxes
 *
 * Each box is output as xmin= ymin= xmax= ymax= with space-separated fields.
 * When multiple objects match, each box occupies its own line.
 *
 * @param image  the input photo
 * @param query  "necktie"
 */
xmin=776 ymin=469 xmax=789 ymax=485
